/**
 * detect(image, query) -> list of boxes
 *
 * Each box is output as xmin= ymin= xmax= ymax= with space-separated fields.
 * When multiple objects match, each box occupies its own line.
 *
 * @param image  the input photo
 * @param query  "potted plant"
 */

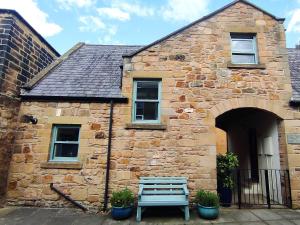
xmin=217 ymin=152 xmax=239 ymax=207
xmin=110 ymin=188 xmax=134 ymax=220
xmin=195 ymin=189 xmax=219 ymax=220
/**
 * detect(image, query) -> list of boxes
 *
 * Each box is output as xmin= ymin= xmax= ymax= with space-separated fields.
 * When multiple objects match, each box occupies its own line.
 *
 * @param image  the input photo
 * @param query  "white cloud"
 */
xmin=287 ymin=9 xmax=300 ymax=32
xmin=0 ymin=0 xmax=62 ymax=37
xmin=112 ymin=1 xmax=154 ymax=17
xmin=97 ymin=7 xmax=130 ymax=21
xmin=98 ymin=25 xmax=119 ymax=44
xmin=79 ymin=16 xmax=106 ymax=32
xmin=56 ymin=0 xmax=95 ymax=10
xmin=161 ymin=0 xmax=210 ymax=22
xmin=97 ymin=0 xmax=154 ymax=22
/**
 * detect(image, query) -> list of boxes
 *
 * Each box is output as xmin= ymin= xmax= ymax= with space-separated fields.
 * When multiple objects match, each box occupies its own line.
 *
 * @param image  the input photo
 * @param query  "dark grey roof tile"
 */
xmin=22 ymin=44 xmax=142 ymax=99
xmin=288 ymin=48 xmax=300 ymax=102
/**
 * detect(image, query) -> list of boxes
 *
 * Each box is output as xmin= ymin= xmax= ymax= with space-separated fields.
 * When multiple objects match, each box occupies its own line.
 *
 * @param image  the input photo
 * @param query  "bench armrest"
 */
xmin=138 ymin=185 xmax=144 ymax=199
xmin=183 ymin=186 xmax=189 ymax=196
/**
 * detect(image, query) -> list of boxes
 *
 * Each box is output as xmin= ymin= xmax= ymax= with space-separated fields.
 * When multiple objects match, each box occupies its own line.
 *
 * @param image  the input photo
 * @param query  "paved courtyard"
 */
xmin=0 ymin=207 xmax=300 ymax=225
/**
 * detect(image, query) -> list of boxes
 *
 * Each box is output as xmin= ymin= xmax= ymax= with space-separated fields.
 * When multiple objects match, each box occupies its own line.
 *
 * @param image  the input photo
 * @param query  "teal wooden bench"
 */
xmin=136 ymin=177 xmax=190 ymax=222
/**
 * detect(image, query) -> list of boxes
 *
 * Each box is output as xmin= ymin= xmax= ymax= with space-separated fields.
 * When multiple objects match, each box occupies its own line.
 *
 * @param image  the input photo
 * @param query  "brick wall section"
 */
xmin=0 ymin=11 xmax=58 ymax=205
xmin=7 ymin=2 xmax=300 ymax=209
xmin=0 ymin=13 xmax=58 ymax=96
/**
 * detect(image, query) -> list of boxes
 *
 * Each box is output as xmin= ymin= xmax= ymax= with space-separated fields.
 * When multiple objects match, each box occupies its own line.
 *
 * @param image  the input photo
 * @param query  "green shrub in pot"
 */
xmin=110 ymin=188 xmax=134 ymax=220
xmin=195 ymin=189 xmax=219 ymax=220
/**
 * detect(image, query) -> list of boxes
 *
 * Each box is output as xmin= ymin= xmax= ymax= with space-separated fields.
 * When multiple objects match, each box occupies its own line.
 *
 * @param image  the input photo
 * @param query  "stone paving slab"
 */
xmin=0 ymin=207 xmax=300 ymax=225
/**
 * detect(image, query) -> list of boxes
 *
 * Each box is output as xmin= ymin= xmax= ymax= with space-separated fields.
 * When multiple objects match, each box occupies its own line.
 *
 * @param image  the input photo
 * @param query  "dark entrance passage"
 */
xmin=215 ymin=108 xmax=291 ymax=208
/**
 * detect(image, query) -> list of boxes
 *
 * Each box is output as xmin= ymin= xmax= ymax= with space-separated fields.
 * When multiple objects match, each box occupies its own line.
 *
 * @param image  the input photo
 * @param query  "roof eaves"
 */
xmin=23 ymin=42 xmax=85 ymax=90
xmin=20 ymin=95 xmax=128 ymax=103
xmin=0 ymin=9 xmax=60 ymax=57
xmin=123 ymin=0 xmax=285 ymax=58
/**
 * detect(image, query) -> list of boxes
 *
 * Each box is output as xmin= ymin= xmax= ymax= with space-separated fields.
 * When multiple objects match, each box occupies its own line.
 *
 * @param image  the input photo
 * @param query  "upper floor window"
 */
xmin=133 ymin=79 xmax=161 ymax=123
xmin=231 ymin=34 xmax=257 ymax=64
xmin=50 ymin=125 xmax=80 ymax=161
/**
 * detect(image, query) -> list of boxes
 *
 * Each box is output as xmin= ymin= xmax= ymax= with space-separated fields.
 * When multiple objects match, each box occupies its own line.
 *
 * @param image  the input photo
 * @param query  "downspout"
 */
xmin=103 ymin=99 xmax=114 ymax=211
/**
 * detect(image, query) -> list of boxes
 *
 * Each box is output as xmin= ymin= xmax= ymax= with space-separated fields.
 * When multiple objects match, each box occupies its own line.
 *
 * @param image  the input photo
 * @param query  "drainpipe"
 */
xmin=103 ymin=99 xmax=114 ymax=211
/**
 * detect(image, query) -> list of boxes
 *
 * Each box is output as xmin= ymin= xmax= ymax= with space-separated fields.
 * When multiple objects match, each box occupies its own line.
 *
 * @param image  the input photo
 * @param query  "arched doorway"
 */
xmin=215 ymin=107 xmax=291 ymax=208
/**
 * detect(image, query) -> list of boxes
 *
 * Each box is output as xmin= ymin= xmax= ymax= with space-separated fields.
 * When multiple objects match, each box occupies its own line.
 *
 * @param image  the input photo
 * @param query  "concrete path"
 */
xmin=1 ymin=207 xmax=300 ymax=225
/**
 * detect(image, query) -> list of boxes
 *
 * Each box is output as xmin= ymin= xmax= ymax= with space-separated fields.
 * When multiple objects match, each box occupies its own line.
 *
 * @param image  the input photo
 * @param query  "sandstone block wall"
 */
xmin=7 ymin=1 xmax=300 ymax=209
xmin=7 ymin=102 xmax=110 ymax=210
xmin=0 ymin=11 xmax=58 ymax=204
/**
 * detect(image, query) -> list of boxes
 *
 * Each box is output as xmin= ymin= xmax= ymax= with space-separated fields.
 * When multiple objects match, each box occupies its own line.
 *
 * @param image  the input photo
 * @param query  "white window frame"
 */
xmin=231 ymin=34 xmax=258 ymax=64
xmin=132 ymin=79 xmax=161 ymax=124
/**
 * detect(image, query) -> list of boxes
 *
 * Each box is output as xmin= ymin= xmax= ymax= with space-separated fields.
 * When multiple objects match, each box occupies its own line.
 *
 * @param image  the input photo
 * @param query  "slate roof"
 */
xmin=21 ymin=44 xmax=142 ymax=101
xmin=288 ymin=48 xmax=300 ymax=103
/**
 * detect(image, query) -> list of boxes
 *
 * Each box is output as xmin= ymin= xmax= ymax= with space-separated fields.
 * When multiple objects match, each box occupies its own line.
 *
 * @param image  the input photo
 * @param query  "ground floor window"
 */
xmin=50 ymin=125 xmax=80 ymax=161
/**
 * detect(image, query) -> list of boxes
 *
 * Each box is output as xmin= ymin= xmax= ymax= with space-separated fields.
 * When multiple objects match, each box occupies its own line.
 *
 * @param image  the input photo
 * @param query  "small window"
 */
xmin=231 ymin=34 xmax=257 ymax=64
xmin=133 ymin=79 xmax=161 ymax=123
xmin=50 ymin=125 xmax=80 ymax=161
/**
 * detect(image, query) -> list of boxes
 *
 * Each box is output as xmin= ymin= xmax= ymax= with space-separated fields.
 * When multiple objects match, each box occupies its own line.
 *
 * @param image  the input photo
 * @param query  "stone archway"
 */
xmin=210 ymin=97 xmax=289 ymax=121
xmin=210 ymin=97 xmax=291 ymax=207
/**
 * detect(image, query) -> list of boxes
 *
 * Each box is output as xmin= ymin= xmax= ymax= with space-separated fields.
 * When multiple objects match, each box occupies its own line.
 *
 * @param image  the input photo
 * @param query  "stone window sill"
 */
xmin=227 ymin=62 xmax=266 ymax=69
xmin=41 ymin=161 xmax=83 ymax=169
xmin=125 ymin=123 xmax=167 ymax=130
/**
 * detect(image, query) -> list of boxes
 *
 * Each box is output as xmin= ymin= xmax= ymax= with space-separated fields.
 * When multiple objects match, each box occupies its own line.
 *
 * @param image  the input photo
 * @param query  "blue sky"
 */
xmin=1 ymin=0 xmax=300 ymax=54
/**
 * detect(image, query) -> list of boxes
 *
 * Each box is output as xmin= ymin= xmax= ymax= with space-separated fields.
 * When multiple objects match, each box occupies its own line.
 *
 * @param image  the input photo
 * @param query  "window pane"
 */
xmin=135 ymin=102 xmax=158 ymax=120
xmin=136 ymin=81 xmax=159 ymax=100
xmin=56 ymin=127 xmax=79 ymax=142
xmin=232 ymin=39 xmax=254 ymax=52
xmin=54 ymin=143 xmax=78 ymax=158
xmin=232 ymin=54 xmax=256 ymax=64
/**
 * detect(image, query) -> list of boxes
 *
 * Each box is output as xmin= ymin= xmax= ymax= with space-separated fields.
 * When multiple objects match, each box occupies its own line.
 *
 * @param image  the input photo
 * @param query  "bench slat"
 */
xmin=142 ymin=185 xmax=185 ymax=189
xmin=140 ymin=177 xmax=187 ymax=179
xmin=140 ymin=195 xmax=187 ymax=202
xmin=142 ymin=190 xmax=185 ymax=195
xmin=139 ymin=201 xmax=189 ymax=206
xmin=139 ymin=180 xmax=187 ymax=184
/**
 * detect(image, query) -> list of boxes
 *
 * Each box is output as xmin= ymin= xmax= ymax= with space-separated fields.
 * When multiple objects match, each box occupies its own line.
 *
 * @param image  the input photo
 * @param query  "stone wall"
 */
xmin=0 ymin=11 xmax=58 ymax=205
xmin=120 ymin=1 xmax=296 ymax=205
xmin=7 ymin=102 xmax=110 ymax=210
xmin=7 ymin=1 xmax=300 ymax=209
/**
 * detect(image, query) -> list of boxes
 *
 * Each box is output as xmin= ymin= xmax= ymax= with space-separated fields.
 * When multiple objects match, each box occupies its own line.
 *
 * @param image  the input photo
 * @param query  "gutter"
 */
xmin=103 ymin=100 xmax=114 ymax=211
xmin=20 ymin=95 xmax=128 ymax=103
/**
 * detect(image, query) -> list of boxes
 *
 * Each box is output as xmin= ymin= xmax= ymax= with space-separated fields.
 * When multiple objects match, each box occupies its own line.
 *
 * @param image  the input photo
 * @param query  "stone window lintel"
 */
xmin=125 ymin=123 xmax=167 ymax=130
xmin=227 ymin=62 xmax=266 ymax=69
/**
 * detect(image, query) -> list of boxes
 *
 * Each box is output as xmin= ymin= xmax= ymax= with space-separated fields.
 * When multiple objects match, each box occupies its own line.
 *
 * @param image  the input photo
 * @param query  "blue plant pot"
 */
xmin=111 ymin=206 xmax=133 ymax=220
xmin=218 ymin=186 xmax=232 ymax=207
xmin=197 ymin=204 xmax=219 ymax=220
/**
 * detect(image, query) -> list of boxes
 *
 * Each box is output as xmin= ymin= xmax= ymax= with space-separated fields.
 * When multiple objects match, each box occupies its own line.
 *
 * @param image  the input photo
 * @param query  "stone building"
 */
xmin=0 ymin=9 xmax=59 ymax=205
xmin=4 ymin=0 xmax=300 ymax=211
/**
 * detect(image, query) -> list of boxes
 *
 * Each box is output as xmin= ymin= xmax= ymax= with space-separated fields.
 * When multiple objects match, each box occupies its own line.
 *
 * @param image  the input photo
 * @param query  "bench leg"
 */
xmin=184 ymin=206 xmax=190 ymax=221
xmin=136 ymin=206 xmax=142 ymax=222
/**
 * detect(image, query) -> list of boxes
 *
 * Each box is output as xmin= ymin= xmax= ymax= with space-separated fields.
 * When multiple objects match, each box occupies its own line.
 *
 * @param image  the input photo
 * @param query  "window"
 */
xmin=231 ymin=34 xmax=257 ymax=64
xmin=50 ymin=125 xmax=80 ymax=161
xmin=133 ymin=79 xmax=161 ymax=123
